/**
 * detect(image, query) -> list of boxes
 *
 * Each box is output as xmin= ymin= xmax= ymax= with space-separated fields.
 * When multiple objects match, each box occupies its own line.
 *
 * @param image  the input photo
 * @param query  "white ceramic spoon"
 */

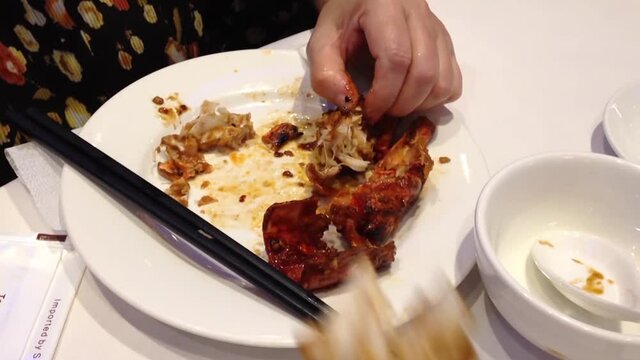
xmin=531 ymin=231 xmax=640 ymax=321
xmin=603 ymin=82 xmax=640 ymax=165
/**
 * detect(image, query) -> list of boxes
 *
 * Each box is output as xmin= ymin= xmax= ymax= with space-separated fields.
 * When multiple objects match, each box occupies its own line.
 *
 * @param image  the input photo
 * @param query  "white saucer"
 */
xmin=603 ymin=83 xmax=640 ymax=164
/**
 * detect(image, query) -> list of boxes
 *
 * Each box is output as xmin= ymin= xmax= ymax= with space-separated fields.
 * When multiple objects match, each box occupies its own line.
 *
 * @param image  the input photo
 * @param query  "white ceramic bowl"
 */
xmin=475 ymin=153 xmax=640 ymax=360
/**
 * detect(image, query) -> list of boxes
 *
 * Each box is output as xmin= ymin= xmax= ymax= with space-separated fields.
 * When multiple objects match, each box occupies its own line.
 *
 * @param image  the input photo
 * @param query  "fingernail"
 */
xmin=338 ymin=94 xmax=354 ymax=112
xmin=340 ymin=77 xmax=360 ymax=111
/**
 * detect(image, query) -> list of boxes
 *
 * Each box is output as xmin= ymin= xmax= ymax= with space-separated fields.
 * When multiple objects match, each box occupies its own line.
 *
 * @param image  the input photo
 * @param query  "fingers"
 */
xmin=446 ymin=51 xmax=463 ymax=103
xmin=308 ymin=0 xmax=463 ymax=118
xmin=416 ymin=15 xmax=462 ymax=110
xmin=362 ymin=0 xmax=461 ymax=119
xmin=361 ymin=2 xmax=412 ymax=121
xmin=306 ymin=7 xmax=360 ymax=110
xmin=419 ymin=55 xmax=461 ymax=109
xmin=415 ymin=30 xmax=453 ymax=110
xmin=389 ymin=4 xmax=462 ymax=115
xmin=386 ymin=1 xmax=439 ymax=117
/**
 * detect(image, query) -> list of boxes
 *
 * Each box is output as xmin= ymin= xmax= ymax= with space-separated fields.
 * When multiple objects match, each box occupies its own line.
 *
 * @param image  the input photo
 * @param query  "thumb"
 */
xmin=306 ymin=21 xmax=359 ymax=110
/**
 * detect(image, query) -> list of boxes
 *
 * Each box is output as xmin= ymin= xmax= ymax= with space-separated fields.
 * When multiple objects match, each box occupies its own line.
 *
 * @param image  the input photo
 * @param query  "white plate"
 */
xmin=60 ymin=50 xmax=489 ymax=347
xmin=603 ymin=82 xmax=640 ymax=164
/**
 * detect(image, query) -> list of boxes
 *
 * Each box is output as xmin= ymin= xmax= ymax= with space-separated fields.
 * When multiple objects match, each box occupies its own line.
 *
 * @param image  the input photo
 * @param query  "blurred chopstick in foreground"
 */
xmin=4 ymin=108 xmax=330 ymax=323
xmin=298 ymin=259 xmax=476 ymax=360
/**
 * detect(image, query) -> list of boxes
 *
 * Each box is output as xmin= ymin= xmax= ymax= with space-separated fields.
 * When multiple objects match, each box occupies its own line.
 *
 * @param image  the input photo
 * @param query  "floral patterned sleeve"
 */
xmin=0 ymin=0 xmax=318 ymax=185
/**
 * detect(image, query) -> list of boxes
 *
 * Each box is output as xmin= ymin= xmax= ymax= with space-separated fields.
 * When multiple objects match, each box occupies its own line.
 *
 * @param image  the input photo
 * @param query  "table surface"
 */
xmin=4 ymin=0 xmax=640 ymax=358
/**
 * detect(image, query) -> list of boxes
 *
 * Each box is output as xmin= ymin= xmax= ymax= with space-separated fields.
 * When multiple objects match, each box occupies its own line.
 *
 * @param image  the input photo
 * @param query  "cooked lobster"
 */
xmin=262 ymin=115 xmax=435 ymax=290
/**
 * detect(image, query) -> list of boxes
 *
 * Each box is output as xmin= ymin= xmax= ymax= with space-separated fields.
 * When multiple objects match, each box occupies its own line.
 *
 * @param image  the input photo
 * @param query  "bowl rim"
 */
xmin=475 ymin=151 xmax=640 ymax=343
xmin=603 ymin=81 xmax=640 ymax=163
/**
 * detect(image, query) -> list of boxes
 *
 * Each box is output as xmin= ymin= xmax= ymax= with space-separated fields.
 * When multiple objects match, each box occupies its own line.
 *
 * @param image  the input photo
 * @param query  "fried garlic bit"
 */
xmin=183 ymin=100 xmax=255 ymax=151
xmin=157 ymin=100 xmax=255 ymax=204
xmin=298 ymin=259 xmax=476 ymax=360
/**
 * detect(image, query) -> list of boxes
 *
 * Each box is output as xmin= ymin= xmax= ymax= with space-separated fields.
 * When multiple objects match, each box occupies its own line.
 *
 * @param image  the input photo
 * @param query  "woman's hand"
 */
xmin=308 ymin=0 xmax=462 ymax=122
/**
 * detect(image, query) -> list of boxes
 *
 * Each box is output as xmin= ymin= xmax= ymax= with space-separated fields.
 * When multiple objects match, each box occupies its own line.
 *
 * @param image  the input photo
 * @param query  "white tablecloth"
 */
xmin=4 ymin=0 xmax=640 ymax=357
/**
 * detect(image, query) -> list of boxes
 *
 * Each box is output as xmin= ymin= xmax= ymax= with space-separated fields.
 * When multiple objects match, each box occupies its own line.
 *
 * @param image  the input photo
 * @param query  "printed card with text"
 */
xmin=0 ymin=234 xmax=84 ymax=360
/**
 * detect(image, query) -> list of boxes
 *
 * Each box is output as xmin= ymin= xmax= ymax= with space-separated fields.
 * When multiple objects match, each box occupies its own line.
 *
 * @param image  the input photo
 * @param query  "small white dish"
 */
xmin=531 ymin=231 xmax=640 ymax=321
xmin=475 ymin=153 xmax=640 ymax=360
xmin=603 ymin=82 xmax=640 ymax=164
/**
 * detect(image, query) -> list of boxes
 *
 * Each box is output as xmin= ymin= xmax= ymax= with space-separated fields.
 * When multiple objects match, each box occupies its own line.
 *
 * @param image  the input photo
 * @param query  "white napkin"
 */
xmin=4 ymin=130 xmax=81 ymax=232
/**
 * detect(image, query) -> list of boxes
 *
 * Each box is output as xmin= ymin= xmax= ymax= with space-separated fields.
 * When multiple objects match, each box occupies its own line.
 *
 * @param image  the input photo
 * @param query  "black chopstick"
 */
xmin=5 ymin=108 xmax=330 ymax=323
